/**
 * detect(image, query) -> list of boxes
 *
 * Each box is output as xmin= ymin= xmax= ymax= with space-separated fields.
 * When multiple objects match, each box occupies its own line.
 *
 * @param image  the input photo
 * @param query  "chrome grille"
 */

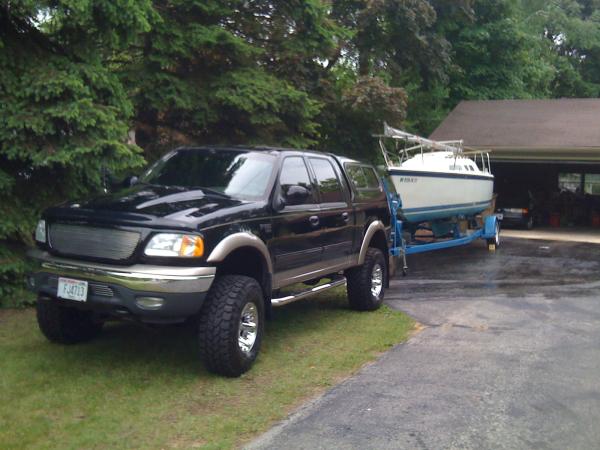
xmin=49 ymin=224 xmax=140 ymax=261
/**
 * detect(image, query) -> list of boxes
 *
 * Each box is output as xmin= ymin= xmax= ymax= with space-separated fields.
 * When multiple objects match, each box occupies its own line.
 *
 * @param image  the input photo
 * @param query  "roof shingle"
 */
xmin=429 ymin=99 xmax=600 ymax=148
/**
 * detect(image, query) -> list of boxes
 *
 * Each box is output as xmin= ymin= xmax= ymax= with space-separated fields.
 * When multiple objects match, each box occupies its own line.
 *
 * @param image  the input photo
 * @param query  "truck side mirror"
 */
xmin=285 ymin=185 xmax=310 ymax=206
xmin=122 ymin=175 xmax=139 ymax=188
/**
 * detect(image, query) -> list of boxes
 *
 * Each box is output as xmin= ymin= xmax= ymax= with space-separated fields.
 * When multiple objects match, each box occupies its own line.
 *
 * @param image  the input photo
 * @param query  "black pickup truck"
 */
xmin=27 ymin=147 xmax=393 ymax=376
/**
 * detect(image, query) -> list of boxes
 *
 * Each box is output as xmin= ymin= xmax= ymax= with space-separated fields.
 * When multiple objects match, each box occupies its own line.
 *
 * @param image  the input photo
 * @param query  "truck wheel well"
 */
xmin=368 ymin=229 xmax=388 ymax=255
xmin=215 ymin=248 xmax=272 ymax=311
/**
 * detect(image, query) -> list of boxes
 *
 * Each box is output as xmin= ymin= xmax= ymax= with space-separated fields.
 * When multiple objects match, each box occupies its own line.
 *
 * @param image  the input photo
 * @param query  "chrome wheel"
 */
xmin=371 ymin=264 xmax=383 ymax=298
xmin=238 ymin=302 xmax=258 ymax=354
xmin=495 ymin=223 xmax=501 ymax=246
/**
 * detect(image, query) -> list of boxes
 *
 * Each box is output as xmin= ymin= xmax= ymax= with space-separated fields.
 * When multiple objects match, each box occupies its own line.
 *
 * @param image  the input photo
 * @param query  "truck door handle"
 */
xmin=341 ymin=212 xmax=349 ymax=222
xmin=309 ymin=215 xmax=320 ymax=227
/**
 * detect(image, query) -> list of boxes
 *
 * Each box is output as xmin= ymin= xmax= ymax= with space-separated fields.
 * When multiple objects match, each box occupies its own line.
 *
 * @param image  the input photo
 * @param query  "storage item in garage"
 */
xmin=592 ymin=212 xmax=600 ymax=227
xmin=549 ymin=212 xmax=561 ymax=228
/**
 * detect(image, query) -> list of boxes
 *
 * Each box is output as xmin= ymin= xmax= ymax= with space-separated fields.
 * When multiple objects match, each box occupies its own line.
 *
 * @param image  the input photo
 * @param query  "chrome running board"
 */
xmin=271 ymin=276 xmax=347 ymax=307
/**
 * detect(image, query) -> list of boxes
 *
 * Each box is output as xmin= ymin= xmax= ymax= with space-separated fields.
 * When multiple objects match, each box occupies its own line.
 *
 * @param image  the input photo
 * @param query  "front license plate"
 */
xmin=57 ymin=277 xmax=88 ymax=302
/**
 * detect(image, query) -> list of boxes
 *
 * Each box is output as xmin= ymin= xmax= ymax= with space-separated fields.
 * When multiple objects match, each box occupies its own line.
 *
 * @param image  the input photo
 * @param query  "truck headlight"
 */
xmin=35 ymin=220 xmax=46 ymax=243
xmin=144 ymin=233 xmax=204 ymax=257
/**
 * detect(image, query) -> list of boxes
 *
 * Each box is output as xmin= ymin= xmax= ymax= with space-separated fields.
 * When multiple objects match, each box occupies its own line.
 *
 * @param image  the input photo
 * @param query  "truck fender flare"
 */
xmin=206 ymin=232 xmax=273 ymax=274
xmin=358 ymin=220 xmax=386 ymax=265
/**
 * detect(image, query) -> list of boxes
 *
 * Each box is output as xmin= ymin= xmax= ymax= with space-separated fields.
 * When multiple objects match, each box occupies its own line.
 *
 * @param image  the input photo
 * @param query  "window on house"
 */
xmin=584 ymin=174 xmax=600 ymax=195
xmin=558 ymin=173 xmax=582 ymax=193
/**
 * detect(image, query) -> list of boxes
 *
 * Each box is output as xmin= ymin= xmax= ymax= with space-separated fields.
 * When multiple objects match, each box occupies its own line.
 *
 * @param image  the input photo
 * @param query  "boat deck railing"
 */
xmin=375 ymin=123 xmax=492 ymax=174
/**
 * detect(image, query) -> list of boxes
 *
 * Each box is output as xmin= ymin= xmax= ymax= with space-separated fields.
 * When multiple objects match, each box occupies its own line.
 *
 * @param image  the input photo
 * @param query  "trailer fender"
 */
xmin=482 ymin=215 xmax=499 ymax=239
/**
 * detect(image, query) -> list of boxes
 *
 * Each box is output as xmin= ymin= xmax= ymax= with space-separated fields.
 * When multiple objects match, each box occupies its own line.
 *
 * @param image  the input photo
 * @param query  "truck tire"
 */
xmin=198 ymin=275 xmax=265 ymax=377
xmin=346 ymin=247 xmax=386 ymax=311
xmin=36 ymin=298 xmax=103 ymax=344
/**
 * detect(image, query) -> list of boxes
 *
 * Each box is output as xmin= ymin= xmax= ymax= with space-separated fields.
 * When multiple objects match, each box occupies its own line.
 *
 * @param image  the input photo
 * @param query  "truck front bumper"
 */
xmin=26 ymin=249 xmax=216 ymax=324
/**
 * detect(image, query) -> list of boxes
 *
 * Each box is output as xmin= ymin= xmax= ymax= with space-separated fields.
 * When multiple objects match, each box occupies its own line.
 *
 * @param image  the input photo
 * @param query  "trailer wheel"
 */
xmin=346 ymin=248 xmax=386 ymax=311
xmin=487 ymin=221 xmax=500 ymax=248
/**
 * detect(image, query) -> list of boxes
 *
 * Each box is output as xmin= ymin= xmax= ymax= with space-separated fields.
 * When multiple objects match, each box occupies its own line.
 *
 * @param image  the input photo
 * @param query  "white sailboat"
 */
xmin=378 ymin=124 xmax=494 ymax=224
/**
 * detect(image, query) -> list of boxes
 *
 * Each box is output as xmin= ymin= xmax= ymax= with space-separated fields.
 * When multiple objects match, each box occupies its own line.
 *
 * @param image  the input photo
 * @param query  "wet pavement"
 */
xmin=248 ymin=238 xmax=600 ymax=450
xmin=501 ymin=227 xmax=600 ymax=244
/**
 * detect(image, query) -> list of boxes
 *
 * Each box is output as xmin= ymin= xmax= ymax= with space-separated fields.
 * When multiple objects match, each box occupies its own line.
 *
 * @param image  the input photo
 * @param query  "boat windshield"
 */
xmin=140 ymin=149 xmax=276 ymax=200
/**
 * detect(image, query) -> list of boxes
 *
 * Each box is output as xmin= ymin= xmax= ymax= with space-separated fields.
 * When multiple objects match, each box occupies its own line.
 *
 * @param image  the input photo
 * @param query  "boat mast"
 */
xmin=375 ymin=123 xmax=463 ymax=167
xmin=381 ymin=123 xmax=463 ymax=154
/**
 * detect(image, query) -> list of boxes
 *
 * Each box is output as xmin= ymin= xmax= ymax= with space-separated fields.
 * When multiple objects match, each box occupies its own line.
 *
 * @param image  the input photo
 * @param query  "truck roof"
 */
xmin=173 ymin=145 xmax=364 ymax=166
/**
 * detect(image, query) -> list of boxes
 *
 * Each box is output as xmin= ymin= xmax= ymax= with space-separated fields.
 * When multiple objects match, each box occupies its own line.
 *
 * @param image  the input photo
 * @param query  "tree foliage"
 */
xmin=2 ymin=0 xmax=600 ymax=301
xmin=521 ymin=0 xmax=600 ymax=97
xmin=0 ymin=1 xmax=153 ymax=302
xmin=124 ymin=0 xmax=341 ymax=160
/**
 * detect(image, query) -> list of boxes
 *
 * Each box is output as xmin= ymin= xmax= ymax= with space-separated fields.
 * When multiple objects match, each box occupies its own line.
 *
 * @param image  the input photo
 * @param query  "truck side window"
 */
xmin=346 ymin=164 xmax=368 ymax=189
xmin=309 ymin=157 xmax=345 ymax=203
xmin=362 ymin=166 xmax=380 ymax=189
xmin=279 ymin=157 xmax=316 ymax=204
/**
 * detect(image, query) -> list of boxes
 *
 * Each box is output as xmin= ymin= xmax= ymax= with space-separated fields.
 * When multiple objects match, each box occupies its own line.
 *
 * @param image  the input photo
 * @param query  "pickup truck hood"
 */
xmin=44 ymin=184 xmax=266 ymax=230
xmin=82 ymin=185 xmax=242 ymax=216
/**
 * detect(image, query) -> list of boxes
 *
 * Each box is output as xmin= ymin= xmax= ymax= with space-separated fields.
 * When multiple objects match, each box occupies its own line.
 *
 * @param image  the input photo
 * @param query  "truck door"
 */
xmin=271 ymin=156 xmax=323 ymax=279
xmin=307 ymin=156 xmax=354 ymax=266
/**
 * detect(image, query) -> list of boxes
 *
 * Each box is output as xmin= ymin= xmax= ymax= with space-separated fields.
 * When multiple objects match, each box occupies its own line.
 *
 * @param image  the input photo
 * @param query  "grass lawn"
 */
xmin=0 ymin=287 xmax=414 ymax=450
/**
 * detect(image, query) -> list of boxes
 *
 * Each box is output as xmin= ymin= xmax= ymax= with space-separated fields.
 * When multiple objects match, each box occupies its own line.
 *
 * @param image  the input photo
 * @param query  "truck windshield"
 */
xmin=140 ymin=149 xmax=276 ymax=200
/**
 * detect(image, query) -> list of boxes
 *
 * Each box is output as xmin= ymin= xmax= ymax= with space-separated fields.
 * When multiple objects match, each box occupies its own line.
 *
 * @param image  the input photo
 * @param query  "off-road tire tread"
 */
xmin=36 ymin=299 xmax=103 ymax=344
xmin=346 ymin=247 xmax=386 ymax=311
xmin=198 ymin=275 xmax=264 ymax=377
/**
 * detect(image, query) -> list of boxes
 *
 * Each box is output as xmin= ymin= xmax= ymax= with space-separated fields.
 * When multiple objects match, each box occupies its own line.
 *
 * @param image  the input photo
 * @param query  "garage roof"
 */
xmin=429 ymin=99 xmax=600 ymax=162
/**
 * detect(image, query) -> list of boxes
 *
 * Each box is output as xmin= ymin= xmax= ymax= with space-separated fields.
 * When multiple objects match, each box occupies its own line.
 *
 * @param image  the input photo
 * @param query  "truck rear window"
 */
xmin=346 ymin=165 xmax=369 ymax=189
xmin=346 ymin=164 xmax=380 ymax=189
xmin=345 ymin=163 xmax=382 ymax=201
xmin=363 ymin=167 xmax=380 ymax=189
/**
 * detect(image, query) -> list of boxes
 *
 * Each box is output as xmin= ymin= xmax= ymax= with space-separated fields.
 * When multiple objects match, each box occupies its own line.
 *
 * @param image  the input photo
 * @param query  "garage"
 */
xmin=430 ymin=99 xmax=600 ymax=228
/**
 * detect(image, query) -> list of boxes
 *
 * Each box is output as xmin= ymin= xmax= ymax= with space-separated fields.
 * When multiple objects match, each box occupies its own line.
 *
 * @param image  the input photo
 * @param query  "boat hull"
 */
xmin=389 ymin=169 xmax=494 ymax=223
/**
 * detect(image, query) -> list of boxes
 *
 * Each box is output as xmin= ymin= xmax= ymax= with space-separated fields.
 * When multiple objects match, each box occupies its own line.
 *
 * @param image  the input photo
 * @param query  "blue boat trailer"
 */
xmin=383 ymin=181 xmax=500 ymax=275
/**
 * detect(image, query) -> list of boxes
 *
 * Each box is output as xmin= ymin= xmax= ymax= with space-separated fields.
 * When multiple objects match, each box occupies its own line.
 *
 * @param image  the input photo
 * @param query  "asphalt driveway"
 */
xmin=249 ymin=238 xmax=600 ymax=450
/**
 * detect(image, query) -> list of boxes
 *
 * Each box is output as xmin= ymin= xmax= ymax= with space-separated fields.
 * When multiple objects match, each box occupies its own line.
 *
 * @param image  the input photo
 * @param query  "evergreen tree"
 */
xmin=0 ymin=1 xmax=154 ymax=301
xmin=123 ymin=0 xmax=342 ymax=160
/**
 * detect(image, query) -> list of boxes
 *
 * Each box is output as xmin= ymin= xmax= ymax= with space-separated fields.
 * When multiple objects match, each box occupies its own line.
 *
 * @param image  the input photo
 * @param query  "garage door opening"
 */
xmin=494 ymin=162 xmax=600 ymax=228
